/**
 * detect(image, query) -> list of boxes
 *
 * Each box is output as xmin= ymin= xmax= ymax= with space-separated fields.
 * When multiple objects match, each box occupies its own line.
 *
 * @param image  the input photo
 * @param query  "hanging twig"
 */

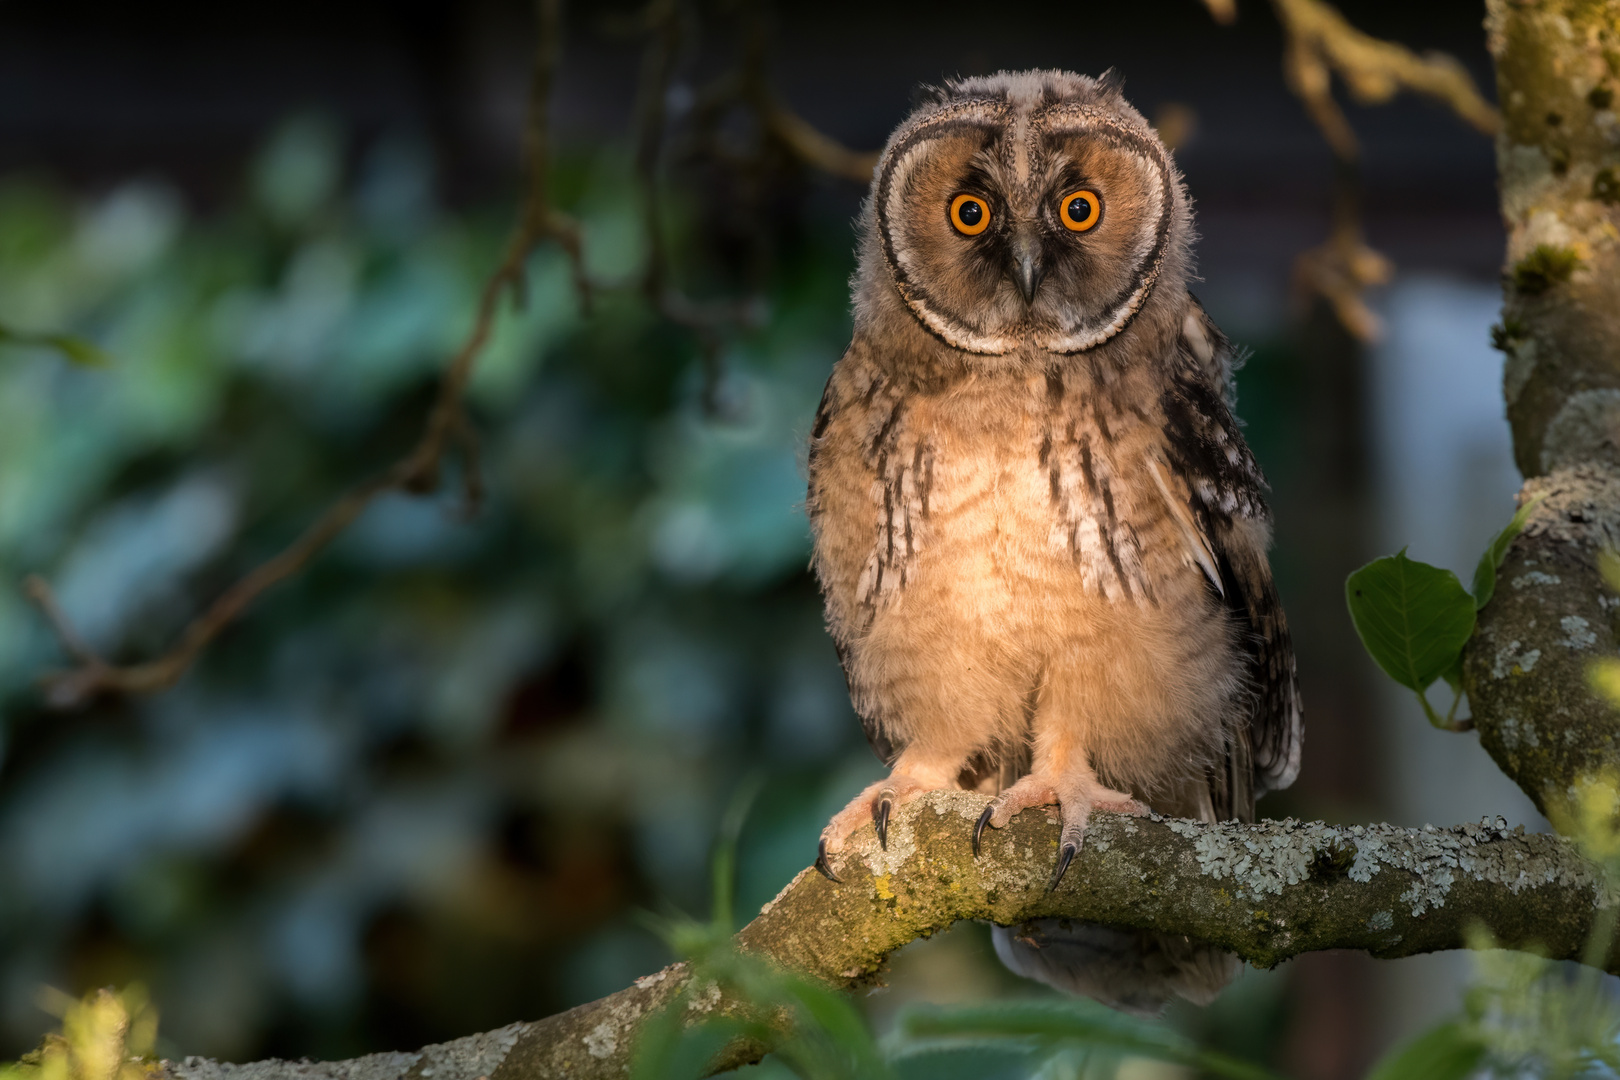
xmin=1292 ymin=165 xmax=1394 ymax=341
xmin=25 ymin=0 xmax=584 ymax=709
xmin=1202 ymin=0 xmax=1498 ymax=340
xmin=629 ymin=0 xmax=769 ymax=415
xmin=1270 ymin=0 xmax=1498 ymax=161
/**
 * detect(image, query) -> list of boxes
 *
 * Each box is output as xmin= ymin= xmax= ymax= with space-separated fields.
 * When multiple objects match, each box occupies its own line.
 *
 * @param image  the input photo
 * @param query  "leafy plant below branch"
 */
xmin=1345 ymin=497 xmax=1542 ymax=731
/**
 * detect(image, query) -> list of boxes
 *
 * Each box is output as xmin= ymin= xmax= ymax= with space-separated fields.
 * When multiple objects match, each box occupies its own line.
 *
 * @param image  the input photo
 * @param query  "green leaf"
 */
xmin=890 ymin=1043 xmax=1044 ymax=1080
xmin=1365 ymin=1021 xmax=1487 ymax=1080
xmin=0 ymin=323 xmax=111 ymax=367
xmin=897 ymin=1002 xmax=1280 ymax=1080
xmin=775 ymin=973 xmax=892 ymax=1079
xmin=1346 ymin=551 xmax=1477 ymax=694
xmin=1471 ymin=495 xmax=1546 ymax=609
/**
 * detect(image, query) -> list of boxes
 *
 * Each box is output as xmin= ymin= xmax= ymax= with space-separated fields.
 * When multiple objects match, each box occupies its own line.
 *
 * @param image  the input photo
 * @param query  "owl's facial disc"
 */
xmin=876 ymin=100 xmax=1177 ymax=356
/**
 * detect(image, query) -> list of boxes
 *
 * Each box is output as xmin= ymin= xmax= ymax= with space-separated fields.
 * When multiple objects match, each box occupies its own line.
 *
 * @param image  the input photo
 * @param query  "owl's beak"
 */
xmin=1010 ymin=233 xmax=1045 ymax=305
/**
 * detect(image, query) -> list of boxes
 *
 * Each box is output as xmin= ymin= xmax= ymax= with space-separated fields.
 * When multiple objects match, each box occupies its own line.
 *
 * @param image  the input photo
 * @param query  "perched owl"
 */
xmin=805 ymin=69 xmax=1302 ymax=1014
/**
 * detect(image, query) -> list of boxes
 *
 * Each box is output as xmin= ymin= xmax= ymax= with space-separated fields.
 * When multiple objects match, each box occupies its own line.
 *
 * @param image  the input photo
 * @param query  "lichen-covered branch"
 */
xmin=1467 ymin=468 xmax=1620 ymax=821
xmin=1465 ymin=2 xmax=1620 ymax=817
xmin=157 ymin=792 xmax=1613 ymax=1080
xmin=1485 ymin=0 xmax=1620 ymax=480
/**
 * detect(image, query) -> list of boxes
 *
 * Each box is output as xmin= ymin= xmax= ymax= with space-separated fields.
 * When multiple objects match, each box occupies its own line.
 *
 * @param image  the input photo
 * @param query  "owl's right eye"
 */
xmin=949 ymin=194 xmax=991 ymax=235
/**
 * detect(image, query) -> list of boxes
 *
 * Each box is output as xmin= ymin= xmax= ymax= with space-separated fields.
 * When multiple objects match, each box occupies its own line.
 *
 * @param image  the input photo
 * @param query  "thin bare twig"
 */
xmin=1293 ymin=167 xmax=1394 ymax=341
xmin=1270 ymin=0 xmax=1498 ymax=161
xmin=1202 ymin=0 xmax=1498 ymax=340
xmin=629 ymin=0 xmax=772 ymax=414
xmin=26 ymin=0 xmax=582 ymax=709
xmin=1271 ymin=0 xmax=1494 ymax=339
xmin=765 ymin=107 xmax=879 ymax=184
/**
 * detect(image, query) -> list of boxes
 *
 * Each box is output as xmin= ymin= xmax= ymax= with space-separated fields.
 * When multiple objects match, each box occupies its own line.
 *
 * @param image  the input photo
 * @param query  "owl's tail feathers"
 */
xmin=991 ymin=920 xmax=1240 ymax=1018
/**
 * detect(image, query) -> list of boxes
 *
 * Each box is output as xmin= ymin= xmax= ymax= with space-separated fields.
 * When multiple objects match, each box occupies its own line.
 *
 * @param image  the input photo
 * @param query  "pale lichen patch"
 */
xmin=1500 ymin=714 xmax=1542 ymax=751
xmin=583 ymin=1022 xmax=618 ymax=1060
xmin=1512 ymin=571 xmax=1564 ymax=589
xmin=1159 ymin=815 xmax=1598 ymax=917
xmin=1561 ymin=615 xmax=1598 ymax=649
xmin=1493 ymin=639 xmax=1543 ymax=679
xmin=634 ymin=965 xmax=678 ymax=991
xmin=686 ymin=981 xmax=722 ymax=1015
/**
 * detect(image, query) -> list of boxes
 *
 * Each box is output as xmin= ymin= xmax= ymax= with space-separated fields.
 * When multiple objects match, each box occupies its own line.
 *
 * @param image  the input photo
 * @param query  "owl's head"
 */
xmin=859 ymin=69 xmax=1191 ymax=357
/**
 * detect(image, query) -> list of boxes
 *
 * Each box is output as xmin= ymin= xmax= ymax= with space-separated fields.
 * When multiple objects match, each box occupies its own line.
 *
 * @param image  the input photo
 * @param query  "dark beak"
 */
xmin=1010 ymin=230 xmax=1044 ymax=305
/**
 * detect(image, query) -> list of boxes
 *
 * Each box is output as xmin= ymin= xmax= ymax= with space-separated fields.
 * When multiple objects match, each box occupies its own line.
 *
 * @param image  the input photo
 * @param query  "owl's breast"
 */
xmin=809 ymin=359 xmax=1208 ymax=648
xmin=916 ymin=398 xmax=1189 ymax=610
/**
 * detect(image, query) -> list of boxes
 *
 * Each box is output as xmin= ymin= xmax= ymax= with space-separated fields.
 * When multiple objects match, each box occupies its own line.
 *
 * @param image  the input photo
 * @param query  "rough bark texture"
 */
xmin=1488 ymin=0 xmax=1620 ymax=478
xmin=1468 ymin=1 xmax=1620 ymax=819
xmin=160 ymin=792 xmax=1615 ymax=1080
xmin=1467 ymin=467 xmax=1620 ymax=818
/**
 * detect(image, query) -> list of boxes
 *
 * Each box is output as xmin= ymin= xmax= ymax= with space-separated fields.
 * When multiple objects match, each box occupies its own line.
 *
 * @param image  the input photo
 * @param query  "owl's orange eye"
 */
xmin=950 ymin=194 xmax=991 ymax=235
xmin=1060 ymin=189 xmax=1102 ymax=232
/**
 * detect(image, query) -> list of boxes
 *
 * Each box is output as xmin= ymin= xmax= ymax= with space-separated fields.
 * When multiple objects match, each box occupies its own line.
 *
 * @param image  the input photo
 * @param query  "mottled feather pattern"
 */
xmin=1040 ymin=373 xmax=1157 ymax=603
xmin=1161 ymin=314 xmax=1302 ymax=796
xmin=857 ymin=397 xmax=935 ymax=611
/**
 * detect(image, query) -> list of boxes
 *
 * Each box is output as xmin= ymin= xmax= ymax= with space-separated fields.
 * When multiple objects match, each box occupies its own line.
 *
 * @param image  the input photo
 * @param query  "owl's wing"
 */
xmin=809 ymin=367 xmax=902 ymax=769
xmin=1160 ymin=302 xmax=1302 ymax=817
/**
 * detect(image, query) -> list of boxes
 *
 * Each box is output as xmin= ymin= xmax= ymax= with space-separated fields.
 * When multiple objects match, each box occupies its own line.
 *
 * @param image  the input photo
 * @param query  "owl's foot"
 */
xmin=815 ymin=773 xmax=932 ymax=882
xmin=971 ymin=774 xmax=1147 ymax=890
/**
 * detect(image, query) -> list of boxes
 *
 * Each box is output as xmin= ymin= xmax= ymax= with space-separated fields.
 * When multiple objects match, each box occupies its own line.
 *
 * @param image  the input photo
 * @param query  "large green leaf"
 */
xmin=1345 ymin=550 xmax=1477 ymax=694
xmin=897 ymin=1001 xmax=1280 ymax=1080
xmin=890 ymin=1043 xmax=1042 ymax=1080
xmin=1365 ymin=1021 xmax=1487 ymax=1080
xmin=1471 ymin=495 xmax=1546 ymax=609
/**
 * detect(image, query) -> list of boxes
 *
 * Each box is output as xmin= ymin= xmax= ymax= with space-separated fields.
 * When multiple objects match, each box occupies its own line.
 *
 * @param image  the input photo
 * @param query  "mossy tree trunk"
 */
xmin=1467 ymin=1 xmax=1620 ymax=822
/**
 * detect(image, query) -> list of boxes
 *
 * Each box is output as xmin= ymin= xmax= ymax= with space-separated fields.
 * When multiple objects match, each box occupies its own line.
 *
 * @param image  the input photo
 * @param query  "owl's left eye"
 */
xmin=1059 ymin=190 xmax=1103 ymax=232
xmin=950 ymin=194 xmax=991 ymax=235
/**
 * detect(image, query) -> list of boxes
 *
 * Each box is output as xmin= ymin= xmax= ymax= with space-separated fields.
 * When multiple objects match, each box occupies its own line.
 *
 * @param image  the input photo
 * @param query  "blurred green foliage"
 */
xmin=0 ymin=112 xmax=875 ymax=1061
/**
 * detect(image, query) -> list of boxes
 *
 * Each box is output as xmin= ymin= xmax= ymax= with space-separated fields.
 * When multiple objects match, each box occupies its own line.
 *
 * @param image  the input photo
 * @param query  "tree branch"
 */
xmin=1464 ymin=1 xmax=1620 ymax=819
xmin=765 ymin=107 xmax=879 ymax=184
xmin=155 ymin=792 xmax=1613 ymax=1080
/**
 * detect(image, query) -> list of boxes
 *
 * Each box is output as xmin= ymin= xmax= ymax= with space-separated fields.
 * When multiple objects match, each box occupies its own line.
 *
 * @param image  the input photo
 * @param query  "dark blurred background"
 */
xmin=0 ymin=2 xmax=1538 ymax=1077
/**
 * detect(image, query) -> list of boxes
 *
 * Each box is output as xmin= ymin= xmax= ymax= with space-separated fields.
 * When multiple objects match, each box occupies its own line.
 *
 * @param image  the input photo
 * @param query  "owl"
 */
xmin=805 ymin=69 xmax=1302 ymax=1014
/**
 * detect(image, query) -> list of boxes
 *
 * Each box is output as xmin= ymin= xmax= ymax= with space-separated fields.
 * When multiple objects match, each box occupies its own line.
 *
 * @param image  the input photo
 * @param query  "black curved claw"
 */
xmin=815 ymin=838 xmax=842 ymax=883
xmin=874 ymin=796 xmax=892 ymax=850
xmin=972 ymin=804 xmax=994 ymax=857
xmin=1047 ymin=842 xmax=1078 ymax=892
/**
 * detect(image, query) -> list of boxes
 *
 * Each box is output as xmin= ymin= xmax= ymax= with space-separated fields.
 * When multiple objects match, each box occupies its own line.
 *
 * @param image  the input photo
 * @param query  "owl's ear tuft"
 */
xmin=913 ymin=80 xmax=954 ymax=108
xmin=1093 ymin=67 xmax=1126 ymax=101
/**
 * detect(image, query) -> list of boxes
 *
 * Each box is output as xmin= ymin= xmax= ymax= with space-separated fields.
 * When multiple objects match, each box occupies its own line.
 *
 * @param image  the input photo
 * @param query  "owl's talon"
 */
xmin=1048 ymin=842 xmax=1078 ymax=892
xmin=874 ymin=795 xmax=892 ymax=850
xmin=972 ymin=804 xmax=994 ymax=857
xmin=815 ymin=839 xmax=842 ymax=883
